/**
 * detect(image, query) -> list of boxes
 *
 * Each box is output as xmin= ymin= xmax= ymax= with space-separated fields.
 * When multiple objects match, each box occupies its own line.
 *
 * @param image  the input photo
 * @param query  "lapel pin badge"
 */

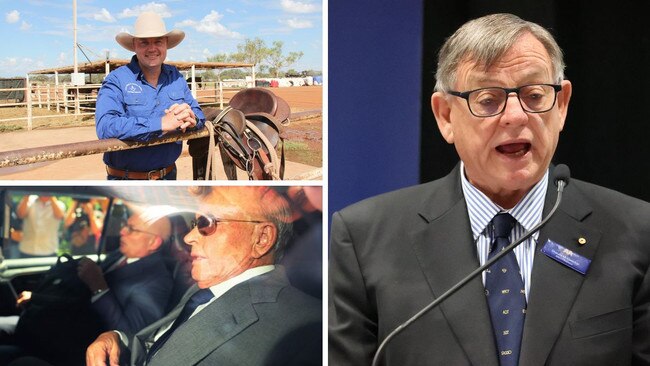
xmin=577 ymin=237 xmax=587 ymax=245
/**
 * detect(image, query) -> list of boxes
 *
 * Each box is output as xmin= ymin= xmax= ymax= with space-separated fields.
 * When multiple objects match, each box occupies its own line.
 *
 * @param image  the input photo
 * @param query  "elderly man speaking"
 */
xmin=329 ymin=13 xmax=650 ymax=366
xmin=86 ymin=187 xmax=321 ymax=366
xmin=95 ymin=12 xmax=205 ymax=180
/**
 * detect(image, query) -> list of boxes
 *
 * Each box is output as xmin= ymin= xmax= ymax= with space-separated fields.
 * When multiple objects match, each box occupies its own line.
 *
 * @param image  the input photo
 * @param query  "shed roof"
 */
xmin=29 ymin=59 xmax=254 ymax=75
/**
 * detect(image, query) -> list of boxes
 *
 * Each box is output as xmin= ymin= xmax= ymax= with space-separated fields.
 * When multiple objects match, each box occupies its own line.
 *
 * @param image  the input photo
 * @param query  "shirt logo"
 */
xmin=125 ymin=83 xmax=143 ymax=94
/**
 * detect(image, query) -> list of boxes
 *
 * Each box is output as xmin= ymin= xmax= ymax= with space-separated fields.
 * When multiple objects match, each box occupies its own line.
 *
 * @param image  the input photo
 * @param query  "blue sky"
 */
xmin=0 ymin=0 xmax=322 ymax=77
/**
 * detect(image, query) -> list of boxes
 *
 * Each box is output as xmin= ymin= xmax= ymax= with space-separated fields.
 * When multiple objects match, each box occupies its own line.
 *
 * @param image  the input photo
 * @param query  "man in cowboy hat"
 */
xmin=95 ymin=12 xmax=205 ymax=180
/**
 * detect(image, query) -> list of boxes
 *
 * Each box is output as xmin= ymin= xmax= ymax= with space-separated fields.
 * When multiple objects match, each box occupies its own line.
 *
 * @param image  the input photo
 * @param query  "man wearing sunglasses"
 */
xmin=86 ymin=186 xmax=321 ymax=366
xmin=329 ymin=13 xmax=650 ymax=366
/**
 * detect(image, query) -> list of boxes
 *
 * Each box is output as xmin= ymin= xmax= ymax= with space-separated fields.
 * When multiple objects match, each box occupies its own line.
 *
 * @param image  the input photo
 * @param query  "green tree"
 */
xmin=207 ymin=53 xmax=231 ymax=83
xmin=220 ymin=69 xmax=248 ymax=80
xmin=230 ymin=38 xmax=269 ymax=81
xmin=200 ymin=70 xmax=216 ymax=81
xmin=266 ymin=41 xmax=303 ymax=78
xmin=300 ymin=69 xmax=322 ymax=77
xmin=30 ymin=75 xmax=52 ymax=83
xmin=210 ymin=38 xmax=307 ymax=81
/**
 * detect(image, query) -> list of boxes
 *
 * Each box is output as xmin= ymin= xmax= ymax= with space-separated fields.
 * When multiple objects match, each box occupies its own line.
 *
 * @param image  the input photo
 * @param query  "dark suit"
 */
xmin=129 ymin=267 xmax=321 ymax=366
xmin=93 ymin=251 xmax=173 ymax=336
xmin=329 ymin=165 xmax=650 ymax=365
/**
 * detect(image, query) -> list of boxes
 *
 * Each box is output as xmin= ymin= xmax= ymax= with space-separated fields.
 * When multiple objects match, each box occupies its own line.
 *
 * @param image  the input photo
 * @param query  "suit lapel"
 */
xmin=520 ymin=178 xmax=602 ymax=366
xmin=146 ymin=269 xmax=288 ymax=366
xmin=410 ymin=166 xmax=499 ymax=366
xmin=149 ymin=285 xmax=259 ymax=366
xmin=132 ymin=285 xmax=197 ymax=365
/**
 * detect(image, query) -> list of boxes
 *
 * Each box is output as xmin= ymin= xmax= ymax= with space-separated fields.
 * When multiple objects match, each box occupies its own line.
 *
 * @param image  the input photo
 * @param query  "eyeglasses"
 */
xmin=190 ymin=214 xmax=264 ymax=236
xmin=121 ymin=222 xmax=159 ymax=237
xmin=448 ymin=84 xmax=562 ymax=118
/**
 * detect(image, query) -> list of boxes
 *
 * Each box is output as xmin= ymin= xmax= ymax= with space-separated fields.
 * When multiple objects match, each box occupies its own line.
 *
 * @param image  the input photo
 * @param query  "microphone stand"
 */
xmin=371 ymin=179 xmax=567 ymax=366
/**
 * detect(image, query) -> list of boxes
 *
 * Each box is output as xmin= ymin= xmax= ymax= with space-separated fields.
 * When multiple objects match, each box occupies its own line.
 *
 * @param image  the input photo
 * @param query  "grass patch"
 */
xmin=0 ymin=125 xmax=22 ymax=133
xmin=283 ymin=140 xmax=309 ymax=150
xmin=282 ymin=140 xmax=321 ymax=167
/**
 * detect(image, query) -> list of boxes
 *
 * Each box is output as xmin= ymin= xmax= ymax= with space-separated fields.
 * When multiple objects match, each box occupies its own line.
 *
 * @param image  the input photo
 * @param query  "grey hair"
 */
xmin=434 ymin=13 xmax=565 ymax=92
xmin=257 ymin=188 xmax=293 ymax=262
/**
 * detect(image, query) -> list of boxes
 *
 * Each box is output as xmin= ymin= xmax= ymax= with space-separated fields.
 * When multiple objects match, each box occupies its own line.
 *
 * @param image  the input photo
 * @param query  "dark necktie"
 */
xmin=485 ymin=213 xmax=526 ymax=366
xmin=146 ymin=289 xmax=214 ymax=363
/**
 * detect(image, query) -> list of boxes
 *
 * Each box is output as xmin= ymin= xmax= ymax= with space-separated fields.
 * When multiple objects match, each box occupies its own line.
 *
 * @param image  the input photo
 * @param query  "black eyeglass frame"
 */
xmin=448 ymin=83 xmax=562 ymax=118
xmin=191 ymin=214 xmax=265 ymax=236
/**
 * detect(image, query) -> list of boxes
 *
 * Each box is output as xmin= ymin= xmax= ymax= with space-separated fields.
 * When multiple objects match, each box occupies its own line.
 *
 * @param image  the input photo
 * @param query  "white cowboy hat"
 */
xmin=115 ymin=12 xmax=185 ymax=52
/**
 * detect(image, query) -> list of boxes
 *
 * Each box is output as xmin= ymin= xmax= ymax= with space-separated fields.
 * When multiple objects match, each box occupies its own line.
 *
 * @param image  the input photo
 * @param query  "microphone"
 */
xmin=371 ymin=165 xmax=571 ymax=366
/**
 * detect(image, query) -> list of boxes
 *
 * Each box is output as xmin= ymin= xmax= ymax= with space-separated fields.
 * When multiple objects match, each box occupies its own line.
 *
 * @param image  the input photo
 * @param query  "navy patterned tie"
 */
xmin=485 ymin=213 xmax=526 ymax=366
xmin=146 ymin=288 xmax=214 ymax=363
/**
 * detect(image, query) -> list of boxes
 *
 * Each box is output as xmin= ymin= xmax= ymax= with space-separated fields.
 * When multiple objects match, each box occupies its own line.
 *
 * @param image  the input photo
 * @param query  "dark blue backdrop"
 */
xmin=329 ymin=0 xmax=424 ymax=215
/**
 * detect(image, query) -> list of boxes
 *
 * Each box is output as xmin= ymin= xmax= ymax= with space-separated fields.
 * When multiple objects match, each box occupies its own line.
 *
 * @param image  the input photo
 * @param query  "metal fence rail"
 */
xmin=0 ymin=110 xmax=322 ymax=179
xmin=0 ymin=129 xmax=206 ymax=168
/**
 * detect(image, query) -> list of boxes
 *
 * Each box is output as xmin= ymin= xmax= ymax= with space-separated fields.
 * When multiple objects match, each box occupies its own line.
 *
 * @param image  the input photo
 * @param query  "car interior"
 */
xmin=0 ymin=185 xmax=322 ymax=365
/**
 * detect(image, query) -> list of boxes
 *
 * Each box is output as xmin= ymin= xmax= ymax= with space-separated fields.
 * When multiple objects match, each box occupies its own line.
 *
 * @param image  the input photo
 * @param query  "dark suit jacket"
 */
xmin=93 ymin=251 xmax=173 ymax=336
xmin=329 ymin=165 xmax=650 ymax=365
xmin=129 ymin=267 xmax=321 ymax=366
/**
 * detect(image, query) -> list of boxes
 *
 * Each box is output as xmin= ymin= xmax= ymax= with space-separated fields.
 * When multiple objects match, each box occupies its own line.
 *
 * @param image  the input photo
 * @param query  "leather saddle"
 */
xmin=188 ymin=87 xmax=290 ymax=180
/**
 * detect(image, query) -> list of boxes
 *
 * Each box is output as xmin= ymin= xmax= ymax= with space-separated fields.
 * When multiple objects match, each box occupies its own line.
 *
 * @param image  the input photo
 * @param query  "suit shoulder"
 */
xmin=336 ymin=176 xmax=453 ymax=223
xmin=572 ymin=178 xmax=650 ymax=226
xmin=573 ymin=179 xmax=649 ymax=209
xmin=136 ymin=255 xmax=173 ymax=282
xmin=279 ymin=284 xmax=321 ymax=311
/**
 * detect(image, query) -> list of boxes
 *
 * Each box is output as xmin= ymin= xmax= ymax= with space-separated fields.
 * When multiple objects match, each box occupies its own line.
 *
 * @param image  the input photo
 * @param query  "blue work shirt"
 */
xmin=95 ymin=55 xmax=205 ymax=172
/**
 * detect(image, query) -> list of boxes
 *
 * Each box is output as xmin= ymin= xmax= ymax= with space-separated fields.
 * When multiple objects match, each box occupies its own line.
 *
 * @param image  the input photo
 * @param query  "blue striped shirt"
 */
xmin=460 ymin=162 xmax=548 ymax=300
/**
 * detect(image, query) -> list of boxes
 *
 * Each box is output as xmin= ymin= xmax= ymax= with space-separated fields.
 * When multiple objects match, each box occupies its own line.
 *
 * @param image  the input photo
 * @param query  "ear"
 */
xmin=556 ymin=80 xmax=572 ymax=131
xmin=251 ymin=223 xmax=277 ymax=259
xmin=431 ymin=92 xmax=455 ymax=144
xmin=148 ymin=235 xmax=164 ymax=252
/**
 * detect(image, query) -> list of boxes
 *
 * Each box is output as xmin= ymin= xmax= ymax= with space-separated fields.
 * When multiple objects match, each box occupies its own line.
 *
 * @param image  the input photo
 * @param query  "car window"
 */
xmin=1 ymin=190 xmax=110 ymax=266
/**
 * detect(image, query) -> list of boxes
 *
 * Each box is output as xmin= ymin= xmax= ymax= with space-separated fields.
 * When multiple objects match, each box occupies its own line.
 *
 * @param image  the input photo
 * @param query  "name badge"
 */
xmin=541 ymin=239 xmax=591 ymax=275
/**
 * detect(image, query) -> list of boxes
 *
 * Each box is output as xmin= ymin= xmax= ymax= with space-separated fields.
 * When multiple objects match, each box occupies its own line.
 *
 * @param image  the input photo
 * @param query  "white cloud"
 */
xmin=202 ymin=48 xmax=212 ymax=58
xmin=1 ymin=57 xmax=18 ymax=67
xmin=226 ymin=8 xmax=235 ymax=14
xmin=0 ymin=57 xmax=45 ymax=76
xmin=94 ymin=8 xmax=116 ymax=23
xmin=57 ymin=52 xmax=67 ymax=65
xmin=5 ymin=10 xmax=20 ymax=23
xmin=20 ymin=21 xmax=31 ymax=31
xmin=176 ymin=10 xmax=242 ymax=39
xmin=281 ymin=0 xmax=320 ymax=14
xmin=281 ymin=17 xmax=313 ymax=29
xmin=118 ymin=2 xmax=172 ymax=18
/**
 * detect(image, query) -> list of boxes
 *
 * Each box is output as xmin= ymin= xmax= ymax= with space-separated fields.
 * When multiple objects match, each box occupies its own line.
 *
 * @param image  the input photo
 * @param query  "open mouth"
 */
xmin=496 ymin=142 xmax=531 ymax=157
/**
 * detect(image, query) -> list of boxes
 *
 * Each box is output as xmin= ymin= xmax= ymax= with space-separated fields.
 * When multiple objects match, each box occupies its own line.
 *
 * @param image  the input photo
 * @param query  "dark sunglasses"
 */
xmin=190 ymin=214 xmax=264 ymax=236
